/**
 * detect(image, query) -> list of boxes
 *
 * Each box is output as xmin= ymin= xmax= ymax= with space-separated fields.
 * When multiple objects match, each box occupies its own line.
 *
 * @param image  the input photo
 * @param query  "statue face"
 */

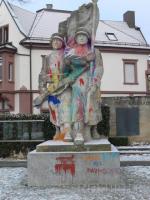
xmin=75 ymin=34 xmax=88 ymax=45
xmin=52 ymin=38 xmax=63 ymax=50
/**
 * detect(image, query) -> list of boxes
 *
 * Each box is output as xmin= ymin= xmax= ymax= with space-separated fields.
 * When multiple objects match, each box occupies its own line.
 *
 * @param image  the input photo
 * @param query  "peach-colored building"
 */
xmin=0 ymin=0 xmax=150 ymax=114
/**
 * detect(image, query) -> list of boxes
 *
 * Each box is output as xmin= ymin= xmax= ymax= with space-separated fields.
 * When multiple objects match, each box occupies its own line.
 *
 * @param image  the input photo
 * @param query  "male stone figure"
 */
xmin=63 ymin=27 xmax=103 ymax=144
xmin=37 ymin=33 xmax=72 ymax=142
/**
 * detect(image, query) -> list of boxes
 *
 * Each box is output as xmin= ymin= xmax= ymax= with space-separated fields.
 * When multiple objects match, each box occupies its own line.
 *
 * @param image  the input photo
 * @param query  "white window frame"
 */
xmin=105 ymin=32 xmax=118 ymax=41
xmin=0 ymin=99 xmax=9 ymax=110
xmin=0 ymin=57 xmax=3 ymax=81
xmin=0 ymin=25 xmax=9 ymax=44
xmin=123 ymin=59 xmax=138 ymax=85
xmin=8 ymin=63 xmax=13 ymax=81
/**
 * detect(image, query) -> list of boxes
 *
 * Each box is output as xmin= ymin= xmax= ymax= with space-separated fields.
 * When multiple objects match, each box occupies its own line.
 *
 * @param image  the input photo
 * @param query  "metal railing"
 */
xmin=0 ymin=120 xmax=45 ymax=141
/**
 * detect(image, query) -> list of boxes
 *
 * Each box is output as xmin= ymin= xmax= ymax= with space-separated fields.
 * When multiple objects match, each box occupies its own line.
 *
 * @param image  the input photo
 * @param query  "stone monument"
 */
xmin=28 ymin=0 xmax=120 ymax=186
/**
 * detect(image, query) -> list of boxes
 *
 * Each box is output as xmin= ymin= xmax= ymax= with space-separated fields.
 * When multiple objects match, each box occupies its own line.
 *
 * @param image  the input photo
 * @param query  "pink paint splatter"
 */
xmin=89 ymin=107 xmax=93 ymax=113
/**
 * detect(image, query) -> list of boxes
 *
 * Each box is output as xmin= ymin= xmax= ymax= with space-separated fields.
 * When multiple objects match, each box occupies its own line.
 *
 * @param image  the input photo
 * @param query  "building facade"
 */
xmin=0 ymin=0 xmax=150 ymax=115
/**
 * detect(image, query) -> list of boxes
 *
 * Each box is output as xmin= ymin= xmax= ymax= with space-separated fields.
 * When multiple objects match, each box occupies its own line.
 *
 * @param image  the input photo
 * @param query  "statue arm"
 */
xmin=87 ymin=49 xmax=103 ymax=93
xmin=64 ymin=52 xmax=95 ymax=68
xmin=39 ymin=55 xmax=49 ymax=93
xmin=93 ymin=49 xmax=104 ymax=87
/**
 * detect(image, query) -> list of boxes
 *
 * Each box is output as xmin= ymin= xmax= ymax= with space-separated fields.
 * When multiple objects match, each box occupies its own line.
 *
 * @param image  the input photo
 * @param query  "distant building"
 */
xmin=0 ymin=0 xmax=150 ymax=114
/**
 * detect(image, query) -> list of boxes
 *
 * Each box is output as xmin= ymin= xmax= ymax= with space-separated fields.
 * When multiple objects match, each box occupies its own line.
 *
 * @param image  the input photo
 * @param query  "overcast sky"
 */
xmin=10 ymin=0 xmax=150 ymax=43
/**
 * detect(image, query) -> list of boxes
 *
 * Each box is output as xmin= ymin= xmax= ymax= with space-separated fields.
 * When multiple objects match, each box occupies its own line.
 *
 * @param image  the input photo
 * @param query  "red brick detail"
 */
xmin=0 ymin=93 xmax=14 ymax=111
xmin=19 ymin=86 xmax=31 ymax=114
xmin=0 ymin=52 xmax=15 ymax=110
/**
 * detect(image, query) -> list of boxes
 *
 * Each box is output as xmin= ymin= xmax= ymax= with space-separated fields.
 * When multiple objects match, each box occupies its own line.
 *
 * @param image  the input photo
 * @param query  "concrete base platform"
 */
xmin=28 ymin=143 xmax=120 ymax=186
xmin=36 ymin=139 xmax=111 ymax=152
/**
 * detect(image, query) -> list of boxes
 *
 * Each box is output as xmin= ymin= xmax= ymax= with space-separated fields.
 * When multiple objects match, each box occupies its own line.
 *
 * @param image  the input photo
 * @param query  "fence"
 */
xmin=0 ymin=114 xmax=56 ymax=141
xmin=0 ymin=120 xmax=45 ymax=140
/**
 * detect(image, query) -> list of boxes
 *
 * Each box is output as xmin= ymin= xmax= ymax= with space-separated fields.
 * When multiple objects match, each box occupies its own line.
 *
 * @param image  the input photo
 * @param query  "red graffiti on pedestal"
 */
xmin=55 ymin=155 xmax=75 ymax=176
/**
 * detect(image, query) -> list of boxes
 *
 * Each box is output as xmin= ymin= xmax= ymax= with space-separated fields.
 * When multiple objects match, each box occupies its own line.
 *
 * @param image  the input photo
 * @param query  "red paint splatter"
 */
xmin=48 ymin=68 xmax=52 ymax=79
xmin=89 ymin=107 xmax=93 ymax=113
xmin=49 ymin=106 xmax=56 ymax=122
xmin=57 ymin=61 xmax=60 ymax=80
xmin=75 ymin=45 xmax=89 ymax=57
xmin=55 ymin=155 xmax=75 ymax=176
xmin=94 ymin=78 xmax=98 ymax=83
xmin=79 ymin=78 xmax=84 ymax=86
xmin=77 ymin=98 xmax=84 ymax=121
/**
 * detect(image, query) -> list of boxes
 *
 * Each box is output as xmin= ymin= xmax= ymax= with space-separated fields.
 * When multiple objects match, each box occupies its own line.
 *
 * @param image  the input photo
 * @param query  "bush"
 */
xmin=0 ymin=113 xmax=56 ymax=140
xmin=109 ymin=137 xmax=128 ymax=146
xmin=97 ymin=105 xmax=110 ymax=136
xmin=0 ymin=141 xmax=42 ymax=158
xmin=43 ymin=115 xmax=56 ymax=140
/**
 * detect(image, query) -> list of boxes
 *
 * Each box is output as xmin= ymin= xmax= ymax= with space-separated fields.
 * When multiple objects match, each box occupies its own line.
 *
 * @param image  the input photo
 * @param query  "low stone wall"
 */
xmin=102 ymin=96 xmax=150 ymax=144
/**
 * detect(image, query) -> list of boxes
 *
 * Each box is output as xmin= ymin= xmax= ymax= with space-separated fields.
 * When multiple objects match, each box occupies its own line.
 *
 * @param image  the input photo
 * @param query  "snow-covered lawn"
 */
xmin=120 ymin=154 xmax=150 ymax=161
xmin=0 ymin=167 xmax=150 ymax=200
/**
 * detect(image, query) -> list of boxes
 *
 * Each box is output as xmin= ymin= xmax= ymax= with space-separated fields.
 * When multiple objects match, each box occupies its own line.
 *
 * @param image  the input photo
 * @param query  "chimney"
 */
xmin=123 ymin=11 xmax=135 ymax=28
xmin=46 ymin=4 xmax=53 ymax=9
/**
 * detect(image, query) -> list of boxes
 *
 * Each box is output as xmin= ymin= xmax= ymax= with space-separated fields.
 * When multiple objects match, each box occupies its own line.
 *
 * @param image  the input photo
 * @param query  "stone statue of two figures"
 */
xmin=34 ymin=0 xmax=104 ymax=145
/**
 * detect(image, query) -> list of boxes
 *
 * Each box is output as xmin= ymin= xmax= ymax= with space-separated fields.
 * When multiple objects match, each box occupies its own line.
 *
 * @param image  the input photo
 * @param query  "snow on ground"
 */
xmin=120 ymin=154 xmax=150 ymax=161
xmin=0 ymin=167 xmax=150 ymax=200
xmin=118 ymin=145 xmax=150 ymax=150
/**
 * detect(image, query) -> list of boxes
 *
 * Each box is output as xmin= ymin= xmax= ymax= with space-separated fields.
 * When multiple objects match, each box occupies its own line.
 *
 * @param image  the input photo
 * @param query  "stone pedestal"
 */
xmin=28 ymin=139 xmax=120 ymax=186
xmin=36 ymin=139 xmax=111 ymax=152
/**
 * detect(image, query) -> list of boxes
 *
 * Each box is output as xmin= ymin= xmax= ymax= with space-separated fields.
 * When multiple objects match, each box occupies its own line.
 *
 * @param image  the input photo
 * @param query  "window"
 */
xmin=123 ymin=59 xmax=138 ymax=84
xmin=116 ymin=107 xmax=139 ymax=136
xmin=105 ymin=33 xmax=118 ymax=41
xmin=4 ymin=26 xmax=8 ymax=43
xmin=0 ymin=25 xmax=9 ymax=44
xmin=0 ymin=99 xmax=9 ymax=110
xmin=0 ymin=28 xmax=2 ymax=44
xmin=147 ymin=75 xmax=150 ymax=92
xmin=0 ymin=57 xmax=3 ymax=81
xmin=8 ymin=63 xmax=13 ymax=81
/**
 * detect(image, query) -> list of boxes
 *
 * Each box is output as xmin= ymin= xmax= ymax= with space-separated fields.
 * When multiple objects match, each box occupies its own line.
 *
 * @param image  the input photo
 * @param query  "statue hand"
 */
xmin=47 ymin=83 xmax=58 ymax=93
xmin=87 ymin=85 xmax=97 ymax=93
xmin=46 ymin=75 xmax=51 ymax=82
xmin=64 ymin=58 xmax=71 ymax=65
xmin=64 ymin=77 xmax=74 ymax=85
xmin=86 ymin=52 xmax=95 ymax=62
xmin=79 ymin=59 xmax=87 ymax=65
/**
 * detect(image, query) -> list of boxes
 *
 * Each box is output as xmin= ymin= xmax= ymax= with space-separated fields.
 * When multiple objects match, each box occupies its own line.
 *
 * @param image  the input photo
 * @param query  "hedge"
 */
xmin=0 ymin=141 xmax=42 ymax=158
xmin=0 ymin=113 xmax=56 ymax=140
xmin=109 ymin=137 xmax=129 ymax=146
xmin=0 ymin=107 xmax=110 ymax=157
xmin=97 ymin=105 xmax=110 ymax=136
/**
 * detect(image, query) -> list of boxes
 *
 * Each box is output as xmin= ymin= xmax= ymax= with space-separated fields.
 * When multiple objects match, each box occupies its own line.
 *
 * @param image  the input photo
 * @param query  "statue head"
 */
xmin=75 ymin=27 xmax=90 ymax=45
xmin=50 ymin=33 xmax=65 ymax=50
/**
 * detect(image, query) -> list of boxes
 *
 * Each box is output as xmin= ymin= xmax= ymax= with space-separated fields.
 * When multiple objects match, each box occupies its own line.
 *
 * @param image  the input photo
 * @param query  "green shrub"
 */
xmin=109 ymin=137 xmax=128 ymax=146
xmin=43 ymin=116 xmax=56 ymax=140
xmin=97 ymin=105 xmax=110 ymax=136
xmin=0 ymin=141 xmax=41 ymax=158
xmin=0 ymin=113 xmax=55 ymax=140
